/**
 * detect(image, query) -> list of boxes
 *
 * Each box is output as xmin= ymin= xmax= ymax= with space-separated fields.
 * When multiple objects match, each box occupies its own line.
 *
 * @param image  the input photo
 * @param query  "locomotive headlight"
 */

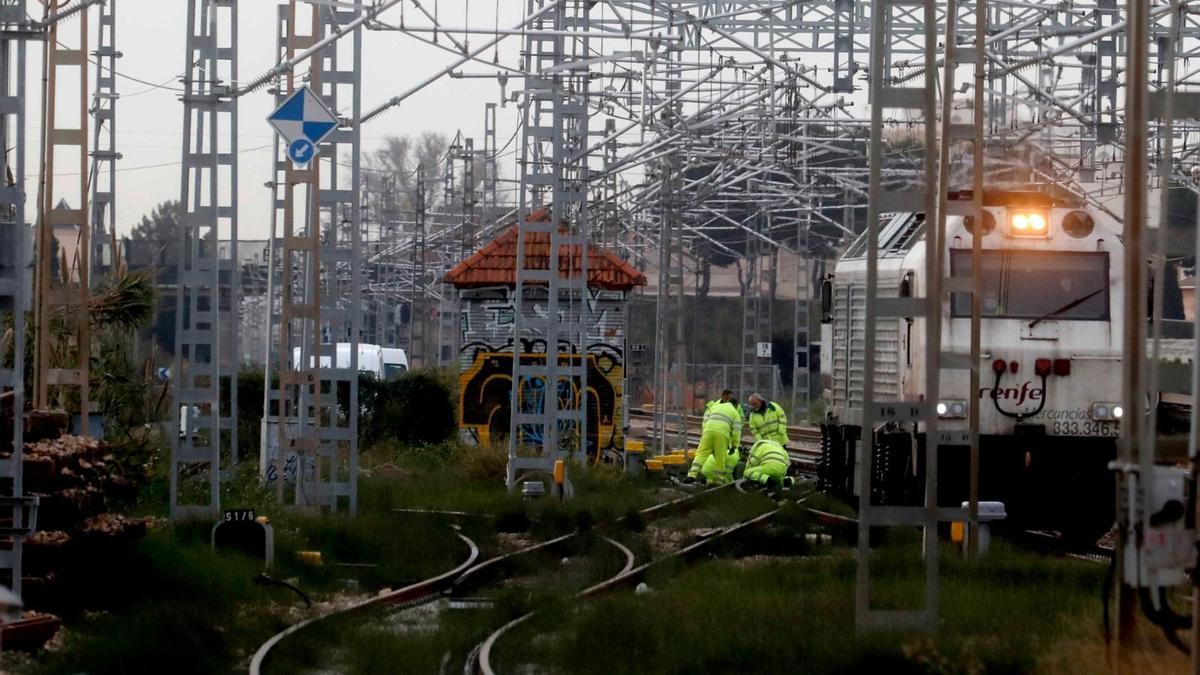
xmin=1112 ymin=405 xmax=1124 ymax=419
xmin=937 ymin=400 xmax=967 ymax=418
xmin=1091 ymin=403 xmax=1123 ymax=421
xmin=1009 ymin=211 xmax=1050 ymax=238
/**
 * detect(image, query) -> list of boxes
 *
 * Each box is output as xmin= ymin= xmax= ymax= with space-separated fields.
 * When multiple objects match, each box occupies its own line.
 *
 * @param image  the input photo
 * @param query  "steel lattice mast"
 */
xmin=0 ymin=0 xmax=34 ymax=602
xmin=506 ymin=0 xmax=593 ymax=493
xmin=170 ymin=0 xmax=240 ymax=519
xmin=34 ymin=0 xmax=91 ymax=433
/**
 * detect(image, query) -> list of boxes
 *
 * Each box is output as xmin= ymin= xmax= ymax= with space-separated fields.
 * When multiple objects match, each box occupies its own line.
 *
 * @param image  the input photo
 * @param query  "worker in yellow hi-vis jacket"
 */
xmin=747 ymin=393 xmax=789 ymax=445
xmin=684 ymin=399 xmax=740 ymax=485
xmin=743 ymin=439 xmax=794 ymax=489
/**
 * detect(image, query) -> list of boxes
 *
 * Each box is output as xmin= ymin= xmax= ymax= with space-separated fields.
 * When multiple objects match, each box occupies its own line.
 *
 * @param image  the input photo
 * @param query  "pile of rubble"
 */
xmin=15 ymin=436 xmax=155 ymax=605
xmin=22 ymin=435 xmax=142 ymax=533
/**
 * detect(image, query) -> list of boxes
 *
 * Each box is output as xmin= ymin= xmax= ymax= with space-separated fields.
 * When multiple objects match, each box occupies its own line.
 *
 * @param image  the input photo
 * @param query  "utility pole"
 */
xmin=270 ymin=0 xmax=364 ymax=513
xmin=34 ymin=0 xmax=91 ymax=433
xmin=1116 ymin=0 xmax=1150 ymax=653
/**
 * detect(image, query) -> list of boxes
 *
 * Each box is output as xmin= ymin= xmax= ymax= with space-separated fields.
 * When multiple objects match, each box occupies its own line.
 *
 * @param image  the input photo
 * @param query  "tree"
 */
xmin=128 ymin=200 xmax=184 ymax=267
xmin=364 ymin=132 xmax=453 ymax=212
xmin=127 ymin=200 xmax=183 ymax=354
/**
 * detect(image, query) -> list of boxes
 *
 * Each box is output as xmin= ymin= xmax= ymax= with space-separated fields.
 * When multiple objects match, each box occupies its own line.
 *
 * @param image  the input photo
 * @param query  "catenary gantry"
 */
xmin=2 ymin=0 xmax=1199 ymax=637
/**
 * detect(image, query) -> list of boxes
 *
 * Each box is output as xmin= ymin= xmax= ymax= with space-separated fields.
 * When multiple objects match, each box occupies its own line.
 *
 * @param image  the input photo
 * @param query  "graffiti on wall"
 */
xmin=456 ymin=288 xmax=627 ymax=459
xmin=459 ymin=348 xmax=620 ymax=458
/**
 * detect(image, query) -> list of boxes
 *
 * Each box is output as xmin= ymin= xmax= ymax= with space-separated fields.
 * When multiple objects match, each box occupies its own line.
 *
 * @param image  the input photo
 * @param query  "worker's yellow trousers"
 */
xmin=688 ymin=428 xmax=732 ymax=483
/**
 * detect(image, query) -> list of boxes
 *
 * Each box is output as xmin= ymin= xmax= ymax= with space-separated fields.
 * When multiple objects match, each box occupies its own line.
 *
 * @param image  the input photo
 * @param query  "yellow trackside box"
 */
xmin=645 ymin=459 xmax=664 ymax=471
xmin=625 ymin=439 xmax=645 ymax=453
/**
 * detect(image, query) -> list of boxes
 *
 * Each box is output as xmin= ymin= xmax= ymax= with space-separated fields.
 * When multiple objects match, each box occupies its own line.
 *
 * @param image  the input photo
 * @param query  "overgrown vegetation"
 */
xmin=15 ymin=436 xmax=665 ymax=674
xmin=503 ymin=541 xmax=1110 ymax=674
xmin=359 ymin=368 xmax=458 ymax=446
xmin=20 ymin=462 xmax=482 ymax=675
xmin=264 ymin=533 xmax=629 ymax=674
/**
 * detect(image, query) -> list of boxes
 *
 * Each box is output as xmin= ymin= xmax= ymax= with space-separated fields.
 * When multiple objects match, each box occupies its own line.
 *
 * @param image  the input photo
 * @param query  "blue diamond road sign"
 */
xmin=267 ymin=86 xmax=338 ymax=167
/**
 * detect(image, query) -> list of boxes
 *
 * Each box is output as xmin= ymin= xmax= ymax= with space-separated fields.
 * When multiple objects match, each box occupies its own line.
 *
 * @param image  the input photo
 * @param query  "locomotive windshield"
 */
xmin=949 ymin=250 xmax=1110 ymax=321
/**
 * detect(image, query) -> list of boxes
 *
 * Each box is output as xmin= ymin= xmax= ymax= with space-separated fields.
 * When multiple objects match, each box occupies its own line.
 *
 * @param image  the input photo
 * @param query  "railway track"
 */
xmin=1018 ymin=529 xmax=1114 ymax=565
xmin=248 ymin=527 xmax=481 ymax=675
xmin=470 ymin=487 xmax=817 ymax=675
xmin=466 ymin=535 xmax=637 ymax=675
xmin=248 ymin=483 xmax=734 ymax=675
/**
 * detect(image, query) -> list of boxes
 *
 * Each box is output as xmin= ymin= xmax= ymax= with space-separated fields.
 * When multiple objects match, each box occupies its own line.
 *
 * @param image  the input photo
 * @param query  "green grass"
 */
xmin=498 ymin=541 xmax=1105 ymax=674
xmin=357 ymin=449 xmax=661 ymax=531
xmin=28 ymin=530 xmax=282 ymax=675
xmin=265 ymin=486 xmax=789 ymax=675
xmin=17 ymin=441 xmax=679 ymax=675
xmin=263 ymin=532 xmax=631 ymax=674
xmin=263 ymin=597 xmax=513 ymax=675
xmin=22 ymin=466 xmax=483 ymax=675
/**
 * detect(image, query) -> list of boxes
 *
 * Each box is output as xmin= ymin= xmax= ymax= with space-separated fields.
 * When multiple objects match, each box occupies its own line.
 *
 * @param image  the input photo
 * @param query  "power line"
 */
xmin=36 ymin=143 xmax=274 ymax=177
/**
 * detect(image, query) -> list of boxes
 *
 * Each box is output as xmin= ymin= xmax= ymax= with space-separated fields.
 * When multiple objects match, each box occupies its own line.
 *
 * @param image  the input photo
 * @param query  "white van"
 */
xmin=291 ymin=343 xmax=386 ymax=379
xmin=381 ymin=348 xmax=409 ymax=380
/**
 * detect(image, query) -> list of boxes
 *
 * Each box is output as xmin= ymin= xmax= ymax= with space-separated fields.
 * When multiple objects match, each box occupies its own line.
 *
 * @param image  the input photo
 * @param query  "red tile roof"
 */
xmin=444 ymin=211 xmax=647 ymax=291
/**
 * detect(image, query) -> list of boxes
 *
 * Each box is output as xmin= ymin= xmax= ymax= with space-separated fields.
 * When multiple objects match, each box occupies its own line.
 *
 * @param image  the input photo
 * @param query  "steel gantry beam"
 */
xmin=171 ymin=0 xmax=239 ymax=519
xmin=937 ymin=0 xmax=988 ymax=560
xmin=436 ymin=139 xmax=460 ymax=370
xmin=651 ymin=41 xmax=690 ymax=457
xmin=214 ymin=0 xmax=1200 ymax=521
xmin=791 ymin=82 xmax=814 ymax=423
xmin=408 ymin=165 xmax=428 ymax=368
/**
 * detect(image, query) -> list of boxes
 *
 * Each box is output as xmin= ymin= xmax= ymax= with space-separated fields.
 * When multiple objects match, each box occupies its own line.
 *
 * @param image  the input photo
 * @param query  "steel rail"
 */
xmin=248 ymin=528 xmax=481 ymax=675
xmin=475 ymin=492 xmax=814 ymax=674
xmin=475 ymin=483 xmax=885 ymax=675
xmin=453 ymin=482 xmax=729 ymax=595
xmin=472 ymin=536 xmax=636 ymax=675
xmin=251 ymin=483 xmax=731 ymax=674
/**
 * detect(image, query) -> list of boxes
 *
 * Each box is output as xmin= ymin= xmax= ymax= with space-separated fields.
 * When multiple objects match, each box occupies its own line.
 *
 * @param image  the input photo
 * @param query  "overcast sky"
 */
xmin=28 ymin=0 xmax=528 ymax=240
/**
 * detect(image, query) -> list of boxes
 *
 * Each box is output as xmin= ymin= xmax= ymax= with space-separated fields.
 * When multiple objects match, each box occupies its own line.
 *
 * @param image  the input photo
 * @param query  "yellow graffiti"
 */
xmin=458 ymin=351 xmax=624 ymax=460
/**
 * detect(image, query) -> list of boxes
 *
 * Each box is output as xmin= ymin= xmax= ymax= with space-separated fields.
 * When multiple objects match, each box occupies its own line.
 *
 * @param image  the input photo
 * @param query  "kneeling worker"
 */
xmin=743 ymin=439 xmax=793 ymax=489
xmin=685 ymin=397 xmax=740 ymax=485
xmin=747 ymin=393 xmax=789 ymax=445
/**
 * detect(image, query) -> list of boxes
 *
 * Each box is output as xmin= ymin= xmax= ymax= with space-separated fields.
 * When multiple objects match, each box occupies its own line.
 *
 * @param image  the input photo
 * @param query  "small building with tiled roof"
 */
xmin=444 ymin=220 xmax=646 ymax=460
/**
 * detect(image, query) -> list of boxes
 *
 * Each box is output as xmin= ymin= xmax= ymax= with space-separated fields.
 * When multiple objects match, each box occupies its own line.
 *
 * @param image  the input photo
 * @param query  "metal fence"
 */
xmin=685 ymin=363 xmax=783 ymax=412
